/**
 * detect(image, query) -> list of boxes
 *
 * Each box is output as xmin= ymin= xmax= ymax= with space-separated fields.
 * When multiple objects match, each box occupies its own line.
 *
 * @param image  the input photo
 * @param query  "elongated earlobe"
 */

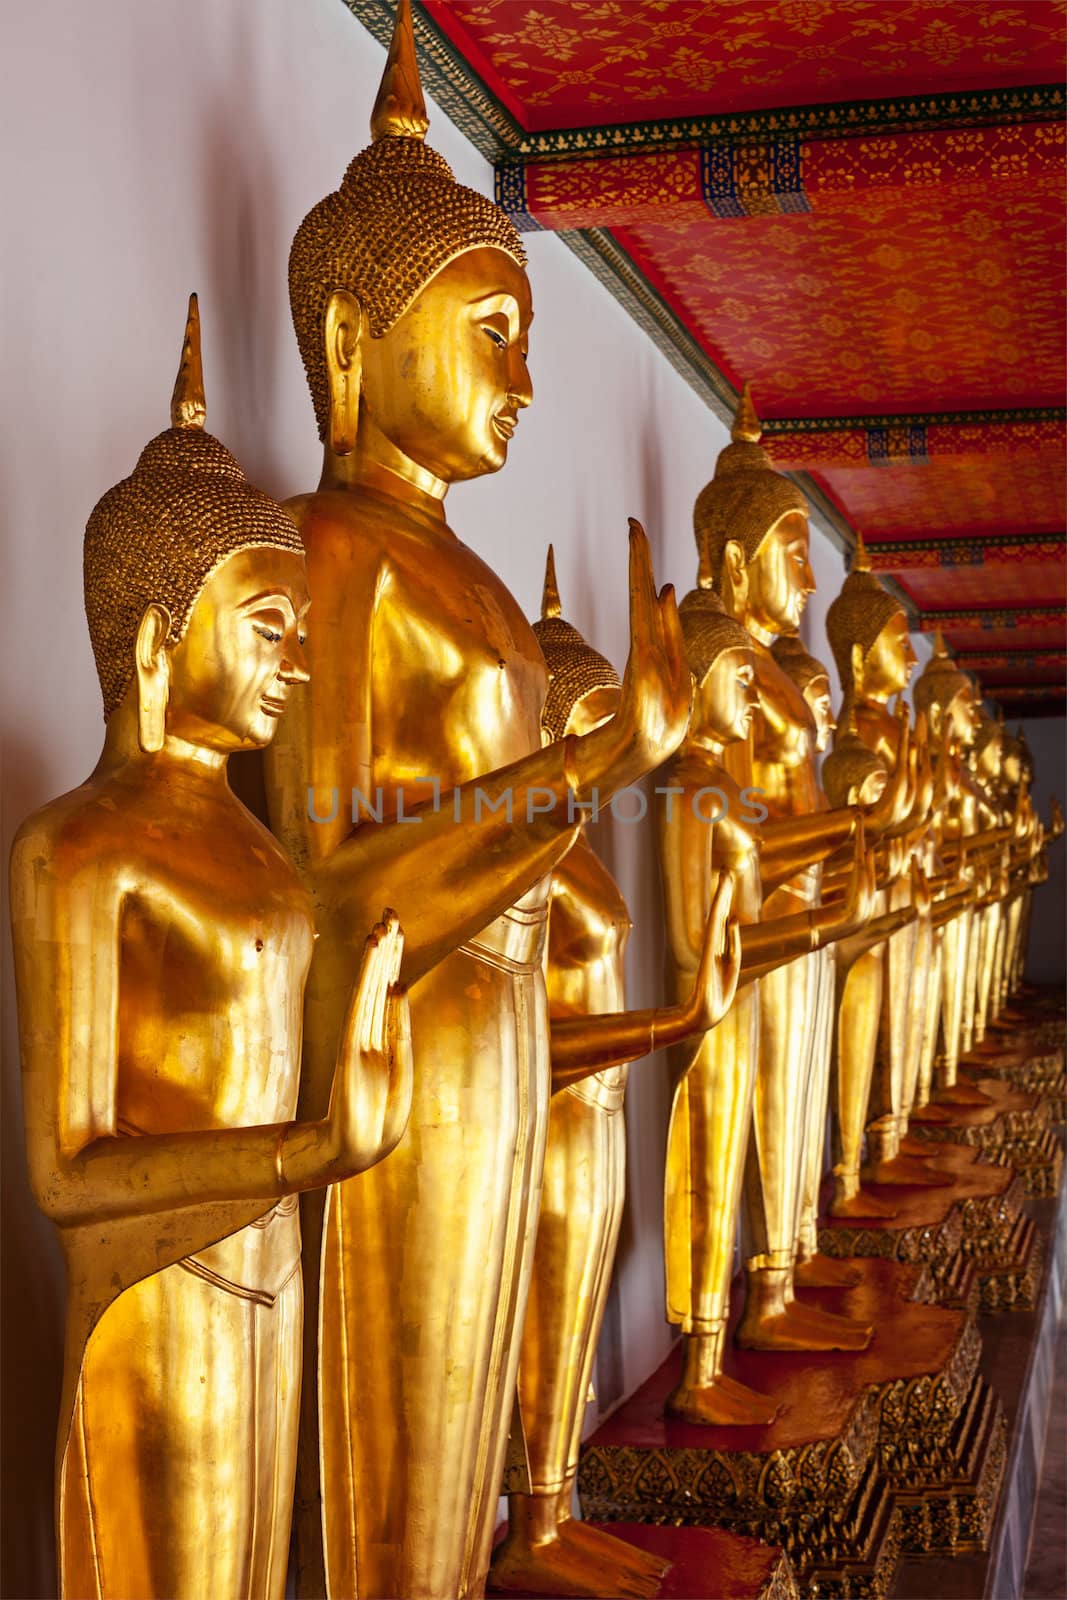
xmin=723 ymin=540 xmax=748 ymax=612
xmin=135 ymin=604 xmax=173 ymax=753
xmin=851 ymin=640 xmax=865 ymax=698
xmin=325 ymin=289 xmax=364 ymax=457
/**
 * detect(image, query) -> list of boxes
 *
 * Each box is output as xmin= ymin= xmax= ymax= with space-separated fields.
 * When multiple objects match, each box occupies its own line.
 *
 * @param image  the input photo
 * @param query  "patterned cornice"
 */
xmin=763 ymin=409 xmax=1067 ymax=434
xmin=956 ymin=648 xmax=1067 ymax=663
xmin=867 ymin=533 xmax=1066 ymax=558
xmin=917 ymin=607 xmax=1067 ymax=627
xmin=495 ymin=82 xmax=1066 ymax=163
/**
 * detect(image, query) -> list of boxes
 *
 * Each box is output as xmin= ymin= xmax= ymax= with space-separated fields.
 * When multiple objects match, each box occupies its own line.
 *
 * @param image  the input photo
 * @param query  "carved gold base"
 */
xmin=883 ymin=1374 xmax=1006 ymax=1556
xmin=819 ymin=1142 xmax=1041 ymax=1311
xmin=963 ymin=1041 xmax=1066 ymax=1135
xmin=577 ymin=1261 xmax=999 ymax=1599
xmin=986 ymin=1126 xmax=1065 ymax=1198
xmin=818 ymin=1153 xmax=976 ymax=1310
xmin=909 ymin=1077 xmax=1051 ymax=1159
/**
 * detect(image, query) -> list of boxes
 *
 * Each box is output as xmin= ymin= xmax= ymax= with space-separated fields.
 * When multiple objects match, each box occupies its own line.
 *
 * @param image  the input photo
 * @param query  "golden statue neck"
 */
xmin=721 ymin=585 xmax=774 ymax=648
xmin=97 ymin=705 xmax=229 ymax=782
xmin=319 ymin=416 xmax=448 ymax=509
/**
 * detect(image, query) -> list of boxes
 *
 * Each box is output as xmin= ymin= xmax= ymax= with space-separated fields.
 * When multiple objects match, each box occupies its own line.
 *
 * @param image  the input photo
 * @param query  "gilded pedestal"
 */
xmin=577 ymin=1260 xmax=1006 ymax=1596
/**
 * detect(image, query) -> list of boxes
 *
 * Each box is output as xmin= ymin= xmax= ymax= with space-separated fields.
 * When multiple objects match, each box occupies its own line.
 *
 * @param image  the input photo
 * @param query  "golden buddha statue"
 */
xmin=913 ymin=631 xmax=989 ymax=1102
xmin=264 ymin=9 xmax=691 ymax=1596
xmin=9 ymin=299 xmax=412 ymax=1600
xmin=696 ymin=385 xmax=871 ymax=1352
xmin=825 ymin=536 xmax=954 ymax=1183
xmin=493 ymin=551 xmax=740 ymax=1600
xmin=770 ymin=636 xmax=880 ymax=1273
xmin=969 ymin=712 xmax=1007 ymax=1043
xmin=998 ymin=727 xmax=1032 ymax=1006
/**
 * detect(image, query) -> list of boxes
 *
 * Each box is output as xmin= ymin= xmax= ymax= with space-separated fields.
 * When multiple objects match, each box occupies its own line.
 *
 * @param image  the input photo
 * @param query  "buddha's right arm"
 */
xmin=309 ymin=739 xmax=590 ymax=987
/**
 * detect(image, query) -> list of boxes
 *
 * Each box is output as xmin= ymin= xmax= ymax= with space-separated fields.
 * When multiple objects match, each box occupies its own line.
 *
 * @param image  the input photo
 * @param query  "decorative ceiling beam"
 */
xmin=865 ymin=534 xmax=1066 ymax=572
xmin=956 ymin=648 xmax=1067 ymax=667
xmin=759 ymin=415 xmax=1065 ymax=472
xmin=501 ymin=118 xmax=1063 ymax=233
xmin=917 ymin=606 xmax=1067 ymax=629
xmin=985 ymin=683 xmax=1066 ymax=700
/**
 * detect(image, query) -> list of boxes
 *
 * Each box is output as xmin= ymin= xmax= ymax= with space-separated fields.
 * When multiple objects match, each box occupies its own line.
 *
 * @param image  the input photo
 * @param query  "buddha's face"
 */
xmin=694 ymin=646 xmax=758 ymax=747
xmin=1002 ymin=748 xmax=1022 ymax=787
xmin=946 ymin=685 xmax=978 ymax=748
xmin=863 ymin=612 xmax=916 ymax=698
xmin=165 ymin=547 xmax=310 ymax=752
xmin=803 ymin=672 xmax=836 ymax=753
xmin=360 ymin=246 xmax=533 ymax=483
xmin=564 ymin=682 xmax=621 ymax=739
xmin=977 ymin=732 xmax=1003 ymax=781
xmin=745 ymin=511 xmax=814 ymax=636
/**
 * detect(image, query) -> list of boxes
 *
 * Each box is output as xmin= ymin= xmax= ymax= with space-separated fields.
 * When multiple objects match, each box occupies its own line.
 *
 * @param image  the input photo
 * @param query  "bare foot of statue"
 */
xmin=555 ymin=1516 xmax=671 ymax=1593
xmin=794 ymin=1253 xmax=862 ymax=1289
xmin=829 ymin=1183 xmax=900 ymax=1221
xmin=491 ymin=1492 xmax=668 ymax=1599
xmin=492 ymin=1524 xmax=666 ymax=1599
xmin=862 ymin=1152 xmax=954 ymax=1187
xmin=665 ymin=1371 xmax=781 ymax=1427
xmin=909 ymin=1101 xmax=955 ymax=1123
xmin=736 ymin=1274 xmax=873 ymax=1352
xmin=936 ymin=1080 xmax=994 ymax=1108
xmin=899 ymin=1132 xmax=945 ymax=1156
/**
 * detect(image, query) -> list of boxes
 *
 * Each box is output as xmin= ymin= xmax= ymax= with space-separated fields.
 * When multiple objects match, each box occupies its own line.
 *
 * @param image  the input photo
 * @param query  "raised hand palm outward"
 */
xmin=689 ymin=872 xmax=742 ymax=1032
xmin=327 ymin=912 xmax=414 ymax=1176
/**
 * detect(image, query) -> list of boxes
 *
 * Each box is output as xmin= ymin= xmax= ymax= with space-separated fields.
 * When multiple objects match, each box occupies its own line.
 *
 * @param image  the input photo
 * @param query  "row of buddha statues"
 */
xmin=10 ymin=4 xmax=1059 ymax=1598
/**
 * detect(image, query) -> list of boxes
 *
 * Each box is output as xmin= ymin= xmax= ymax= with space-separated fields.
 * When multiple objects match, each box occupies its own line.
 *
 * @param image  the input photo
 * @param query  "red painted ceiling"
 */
xmin=412 ymin=0 xmax=1067 ymax=706
xmin=611 ymin=166 xmax=1066 ymax=415
xmin=810 ymin=457 xmax=1067 ymax=542
xmin=424 ymin=0 xmax=1067 ymax=131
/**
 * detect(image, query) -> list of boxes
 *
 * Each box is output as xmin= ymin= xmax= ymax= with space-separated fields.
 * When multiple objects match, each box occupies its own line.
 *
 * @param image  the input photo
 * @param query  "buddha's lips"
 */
xmin=260 ymin=695 xmax=288 ymax=716
xmin=493 ymin=414 xmax=517 ymax=440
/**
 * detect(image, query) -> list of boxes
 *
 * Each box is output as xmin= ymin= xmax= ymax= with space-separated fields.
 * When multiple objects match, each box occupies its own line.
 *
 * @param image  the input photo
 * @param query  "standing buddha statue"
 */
xmin=913 ymin=631 xmax=987 ymax=1103
xmin=264 ymin=7 xmax=691 ymax=1597
xmin=9 ymin=300 xmax=412 ymax=1600
xmin=493 ymin=549 xmax=741 ymax=1600
xmin=825 ymin=535 xmax=951 ymax=1183
xmin=770 ymin=635 xmax=875 ymax=1279
xmin=697 ymin=385 xmax=870 ymax=1352
xmin=969 ymin=711 xmax=1008 ymax=1043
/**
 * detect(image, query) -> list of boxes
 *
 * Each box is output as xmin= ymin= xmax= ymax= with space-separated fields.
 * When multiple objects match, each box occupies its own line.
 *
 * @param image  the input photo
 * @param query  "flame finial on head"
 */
xmin=932 ymin=624 xmax=949 ymax=659
xmin=371 ymin=0 xmax=429 ymax=143
xmin=852 ymin=529 xmax=871 ymax=573
xmin=170 ymin=293 xmax=206 ymax=430
xmin=541 ymin=544 xmax=562 ymax=620
xmin=732 ymin=380 xmax=762 ymax=445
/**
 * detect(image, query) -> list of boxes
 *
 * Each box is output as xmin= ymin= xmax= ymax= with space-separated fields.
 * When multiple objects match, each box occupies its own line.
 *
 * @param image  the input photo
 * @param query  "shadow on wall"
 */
xmin=1 ymin=14 xmax=293 ymax=1594
xmin=1018 ymin=716 xmax=1067 ymax=988
xmin=589 ymin=397 xmax=680 ymax=1419
xmin=3 ymin=731 xmax=67 ymax=1600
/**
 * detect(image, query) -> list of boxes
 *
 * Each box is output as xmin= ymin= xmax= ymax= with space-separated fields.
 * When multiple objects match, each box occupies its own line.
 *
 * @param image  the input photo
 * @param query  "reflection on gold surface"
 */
xmin=265 ymin=7 xmax=690 ymax=1594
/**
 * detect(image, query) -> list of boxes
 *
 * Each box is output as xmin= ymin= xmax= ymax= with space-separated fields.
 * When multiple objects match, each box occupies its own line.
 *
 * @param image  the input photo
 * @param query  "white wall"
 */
xmin=1015 ymin=717 xmax=1067 ymax=986
xmin=4 ymin=4 xmax=1059 ymax=1594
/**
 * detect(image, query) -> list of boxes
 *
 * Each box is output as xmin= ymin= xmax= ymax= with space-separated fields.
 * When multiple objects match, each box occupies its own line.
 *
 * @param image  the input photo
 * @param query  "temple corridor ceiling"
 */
xmin=348 ymin=0 xmax=1067 ymax=716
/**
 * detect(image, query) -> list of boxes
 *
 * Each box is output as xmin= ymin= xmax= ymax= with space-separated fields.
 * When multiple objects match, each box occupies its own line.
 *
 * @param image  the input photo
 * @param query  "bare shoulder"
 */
xmin=10 ymin=779 xmax=129 ymax=901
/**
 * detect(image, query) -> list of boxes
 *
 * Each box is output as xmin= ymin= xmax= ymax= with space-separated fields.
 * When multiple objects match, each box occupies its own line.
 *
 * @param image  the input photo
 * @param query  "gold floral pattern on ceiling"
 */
xmin=614 ymin=171 xmax=1065 ymax=413
xmin=424 ymin=0 xmax=1067 ymax=129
